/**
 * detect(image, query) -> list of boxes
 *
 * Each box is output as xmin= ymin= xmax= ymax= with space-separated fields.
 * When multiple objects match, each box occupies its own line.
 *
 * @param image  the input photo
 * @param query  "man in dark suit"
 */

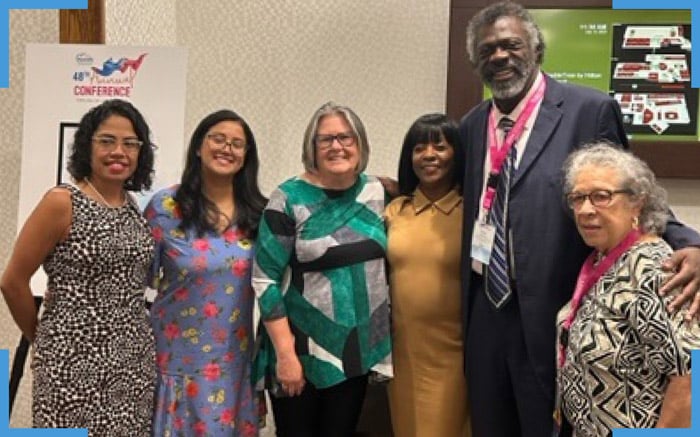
xmin=458 ymin=2 xmax=700 ymax=436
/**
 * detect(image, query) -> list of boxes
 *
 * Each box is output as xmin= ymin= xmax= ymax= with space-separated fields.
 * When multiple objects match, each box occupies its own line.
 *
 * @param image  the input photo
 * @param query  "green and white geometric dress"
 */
xmin=252 ymin=174 xmax=392 ymax=390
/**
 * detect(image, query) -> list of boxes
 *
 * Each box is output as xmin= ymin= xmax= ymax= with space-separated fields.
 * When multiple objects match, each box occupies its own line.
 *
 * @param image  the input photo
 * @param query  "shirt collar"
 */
xmin=412 ymin=187 xmax=462 ymax=215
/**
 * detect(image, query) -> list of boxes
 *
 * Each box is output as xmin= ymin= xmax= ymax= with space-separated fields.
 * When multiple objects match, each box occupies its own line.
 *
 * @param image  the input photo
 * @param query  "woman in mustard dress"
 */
xmin=386 ymin=114 xmax=470 ymax=437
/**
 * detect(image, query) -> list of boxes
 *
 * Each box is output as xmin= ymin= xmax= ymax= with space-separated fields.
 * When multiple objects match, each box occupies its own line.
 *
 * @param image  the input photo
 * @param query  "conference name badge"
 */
xmin=471 ymin=221 xmax=496 ymax=265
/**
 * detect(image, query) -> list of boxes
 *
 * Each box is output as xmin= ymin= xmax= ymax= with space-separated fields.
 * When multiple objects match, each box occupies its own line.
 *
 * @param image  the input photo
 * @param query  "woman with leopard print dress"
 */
xmin=1 ymin=99 xmax=157 ymax=436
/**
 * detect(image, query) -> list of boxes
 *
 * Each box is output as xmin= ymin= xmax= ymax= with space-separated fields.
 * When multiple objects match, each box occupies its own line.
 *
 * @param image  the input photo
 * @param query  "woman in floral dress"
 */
xmin=145 ymin=109 xmax=267 ymax=436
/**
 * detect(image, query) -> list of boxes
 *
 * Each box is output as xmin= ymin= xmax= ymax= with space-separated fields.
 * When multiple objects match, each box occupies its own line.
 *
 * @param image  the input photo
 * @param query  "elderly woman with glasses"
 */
xmin=555 ymin=142 xmax=700 ymax=436
xmin=252 ymin=102 xmax=392 ymax=437
xmin=1 ymin=99 xmax=156 ymax=435
xmin=145 ymin=109 xmax=267 ymax=436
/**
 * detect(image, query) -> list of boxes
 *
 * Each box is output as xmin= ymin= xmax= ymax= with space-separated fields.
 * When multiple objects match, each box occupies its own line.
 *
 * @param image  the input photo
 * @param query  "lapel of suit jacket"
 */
xmin=470 ymin=102 xmax=491 ymax=213
xmin=512 ymin=75 xmax=564 ymax=188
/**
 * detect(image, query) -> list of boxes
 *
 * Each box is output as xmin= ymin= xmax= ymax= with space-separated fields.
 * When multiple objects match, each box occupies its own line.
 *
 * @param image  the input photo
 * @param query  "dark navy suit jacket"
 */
xmin=459 ymin=74 xmax=700 ymax=401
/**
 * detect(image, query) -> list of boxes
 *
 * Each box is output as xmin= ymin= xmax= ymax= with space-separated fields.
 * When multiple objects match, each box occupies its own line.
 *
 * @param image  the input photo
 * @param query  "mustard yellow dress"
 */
xmin=385 ymin=188 xmax=470 ymax=437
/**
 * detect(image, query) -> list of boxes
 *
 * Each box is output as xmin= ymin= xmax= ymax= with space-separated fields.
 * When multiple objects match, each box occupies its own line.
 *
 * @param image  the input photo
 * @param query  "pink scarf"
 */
xmin=558 ymin=229 xmax=642 ymax=367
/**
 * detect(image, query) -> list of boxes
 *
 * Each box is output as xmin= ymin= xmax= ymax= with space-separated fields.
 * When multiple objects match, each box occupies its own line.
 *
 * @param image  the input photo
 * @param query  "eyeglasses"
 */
xmin=92 ymin=135 xmax=143 ymax=152
xmin=565 ymin=189 xmax=633 ymax=210
xmin=206 ymin=133 xmax=247 ymax=152
xmin=315 ymin=132 xmax=356 ymax=150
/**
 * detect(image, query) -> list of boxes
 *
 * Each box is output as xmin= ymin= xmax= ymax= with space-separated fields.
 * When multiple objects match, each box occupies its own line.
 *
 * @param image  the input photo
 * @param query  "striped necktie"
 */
xmin=486 ymin=117 xmax=516 ymax=308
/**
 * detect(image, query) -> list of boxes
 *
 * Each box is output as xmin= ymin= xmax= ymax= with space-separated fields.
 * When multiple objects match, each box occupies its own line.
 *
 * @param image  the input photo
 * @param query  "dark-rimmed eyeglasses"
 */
xmin=206 ymin=133 xmax=247 ymax=153
xmin=565 ymin=189 xmax=633 ymax=210
xmin=92 ymin=135 xmax=143 ymax=152
xmin=315 ymin=132 xmax=356 ymax=150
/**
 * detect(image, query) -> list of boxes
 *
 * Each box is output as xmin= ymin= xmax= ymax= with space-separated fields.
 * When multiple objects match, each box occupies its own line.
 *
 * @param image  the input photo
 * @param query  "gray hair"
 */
xmin=465 ymin=1 xmax=545 ymax=66
xmin=301 ymin=102 xmax=370 ymax=174
xmin=562 ymin=141 xmax=669 ymax=235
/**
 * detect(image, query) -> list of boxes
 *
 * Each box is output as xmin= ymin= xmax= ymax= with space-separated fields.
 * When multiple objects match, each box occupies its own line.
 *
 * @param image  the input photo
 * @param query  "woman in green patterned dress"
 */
xmin=252 ymin=102 xmax=392 ymax=437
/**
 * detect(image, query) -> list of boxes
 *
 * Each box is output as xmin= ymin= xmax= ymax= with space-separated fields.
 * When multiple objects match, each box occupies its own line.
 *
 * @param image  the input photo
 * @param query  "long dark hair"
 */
xmin=175 ymin=109 xmax=267 ymax=238
xmin=68 ymin=99 xmax=155 ymax=191
xmin=397 ymin=113 xmax=465 ymax=195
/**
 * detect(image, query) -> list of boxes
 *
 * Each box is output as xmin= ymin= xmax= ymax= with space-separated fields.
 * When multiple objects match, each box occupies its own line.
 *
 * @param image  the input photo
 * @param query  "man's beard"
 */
xmin=483 ymin=59 xmax=537 ymax=101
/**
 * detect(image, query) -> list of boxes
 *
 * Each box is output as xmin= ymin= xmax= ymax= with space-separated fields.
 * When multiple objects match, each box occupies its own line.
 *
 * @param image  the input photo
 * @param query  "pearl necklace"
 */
xmin=84 ymin=178 xmax=127 ymax=208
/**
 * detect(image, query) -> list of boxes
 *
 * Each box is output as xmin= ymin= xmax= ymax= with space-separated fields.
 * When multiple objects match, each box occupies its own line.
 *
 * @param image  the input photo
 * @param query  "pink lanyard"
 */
xmin=481 ymin=79 xmax=546 ymax=212
xmin=558 ymin=229 xmax=642 ymax=367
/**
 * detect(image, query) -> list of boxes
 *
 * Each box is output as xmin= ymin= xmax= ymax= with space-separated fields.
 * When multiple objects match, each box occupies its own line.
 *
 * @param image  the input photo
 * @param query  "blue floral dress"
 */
xmin=145 ymin=186 xmax=259 ymax=437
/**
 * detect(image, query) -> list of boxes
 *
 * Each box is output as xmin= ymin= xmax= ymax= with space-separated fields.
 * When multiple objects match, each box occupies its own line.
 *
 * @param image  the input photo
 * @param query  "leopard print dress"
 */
xmin=31 ymin=184 xmax=155 ymax=436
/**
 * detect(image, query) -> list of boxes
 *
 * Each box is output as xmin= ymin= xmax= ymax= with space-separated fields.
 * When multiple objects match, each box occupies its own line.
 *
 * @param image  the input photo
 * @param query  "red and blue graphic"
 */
xmin=73 ymin=53 xmax=148 ymax=99
xmin=91 ymin=53 xmax=147 ymax=77
xmin=0 ymin=1 xmax=87 ymax=88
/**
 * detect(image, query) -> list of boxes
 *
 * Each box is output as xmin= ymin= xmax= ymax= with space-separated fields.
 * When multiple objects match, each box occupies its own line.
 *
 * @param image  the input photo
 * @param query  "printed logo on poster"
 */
xmin=72 ymin=52 xmax=148 ymax=101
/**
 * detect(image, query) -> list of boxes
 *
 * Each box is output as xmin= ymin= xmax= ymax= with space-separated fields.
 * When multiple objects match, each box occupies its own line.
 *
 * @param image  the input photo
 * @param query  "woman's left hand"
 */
xmin=660 ymin=246 xmax=700 ymax=319
xmin=276 ymin=351 xmax=305 ymax=397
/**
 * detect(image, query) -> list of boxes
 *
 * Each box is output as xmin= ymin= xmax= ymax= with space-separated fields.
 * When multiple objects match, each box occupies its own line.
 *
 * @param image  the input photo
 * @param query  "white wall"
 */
xmin=107 ymin=0 xmax=451 ymax=194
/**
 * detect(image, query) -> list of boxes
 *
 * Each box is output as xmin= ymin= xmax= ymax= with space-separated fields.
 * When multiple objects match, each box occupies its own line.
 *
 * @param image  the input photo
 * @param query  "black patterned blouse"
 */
xmin=557 ymin=239 xmax=700 ymax=436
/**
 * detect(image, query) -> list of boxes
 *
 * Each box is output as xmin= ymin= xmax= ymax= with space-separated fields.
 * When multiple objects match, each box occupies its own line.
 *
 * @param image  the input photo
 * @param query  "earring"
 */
xmin=632 ymin=216 xmax=639 ymax=230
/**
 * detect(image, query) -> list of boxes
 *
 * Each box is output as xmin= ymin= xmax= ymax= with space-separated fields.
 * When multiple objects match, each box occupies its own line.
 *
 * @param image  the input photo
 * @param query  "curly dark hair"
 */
xmin=67 ymin=99 xmax=154 ymax=191
xmin=466 ymin=1 xmax=545 ymax=66
xmin=397 ymin=113 xmax=465 ymax=196
xmin=176 ymin=109 xmax=267 ymax=238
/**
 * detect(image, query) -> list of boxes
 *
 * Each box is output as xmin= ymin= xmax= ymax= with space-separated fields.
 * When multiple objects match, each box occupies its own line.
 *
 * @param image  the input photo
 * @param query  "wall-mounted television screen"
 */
xmin=485 ymin=9 xmax=695 ymax=141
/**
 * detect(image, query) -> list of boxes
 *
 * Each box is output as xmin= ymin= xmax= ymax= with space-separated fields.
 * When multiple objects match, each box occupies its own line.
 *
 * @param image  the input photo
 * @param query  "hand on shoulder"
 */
xmin=661 ymin=246 xmax=700 ymax=320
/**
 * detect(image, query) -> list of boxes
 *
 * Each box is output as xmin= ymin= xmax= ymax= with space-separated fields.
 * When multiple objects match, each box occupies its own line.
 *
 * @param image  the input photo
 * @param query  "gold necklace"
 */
xmin=84 ymin=178 xmax=126 ymax=208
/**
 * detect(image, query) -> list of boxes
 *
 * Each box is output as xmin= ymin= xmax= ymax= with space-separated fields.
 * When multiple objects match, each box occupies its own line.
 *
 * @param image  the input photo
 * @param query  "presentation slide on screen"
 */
xmin=524 ymin=10 xmax=696 ymax=141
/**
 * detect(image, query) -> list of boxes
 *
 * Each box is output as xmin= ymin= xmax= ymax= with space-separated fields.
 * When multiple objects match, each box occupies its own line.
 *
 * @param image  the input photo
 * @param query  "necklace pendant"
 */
xmin=84 ymin=178 xmax=126 ymax=208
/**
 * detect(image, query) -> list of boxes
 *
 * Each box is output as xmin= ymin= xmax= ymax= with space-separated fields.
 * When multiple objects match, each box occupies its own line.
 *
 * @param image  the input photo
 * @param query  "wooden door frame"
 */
xmin=59 ymin=0 xmax=104 ymax=44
